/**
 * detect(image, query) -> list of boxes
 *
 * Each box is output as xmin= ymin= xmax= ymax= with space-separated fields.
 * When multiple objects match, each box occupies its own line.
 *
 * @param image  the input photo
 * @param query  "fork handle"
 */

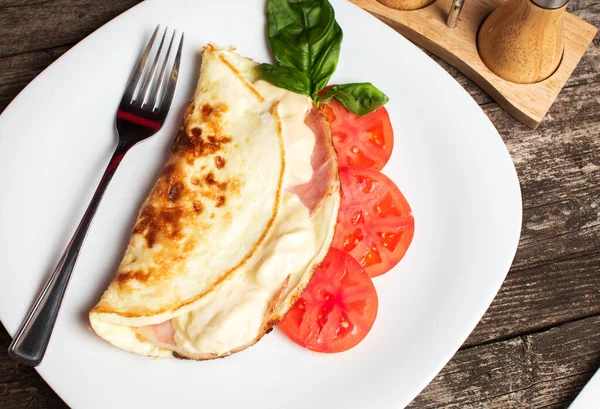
xmin=8 ymin=142 xmax=131 ymax=367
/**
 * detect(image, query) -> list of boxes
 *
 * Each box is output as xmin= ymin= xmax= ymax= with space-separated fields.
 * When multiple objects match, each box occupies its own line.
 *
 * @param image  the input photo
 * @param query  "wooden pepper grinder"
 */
xmin=478 ymin=0 xmax=568 ymax=84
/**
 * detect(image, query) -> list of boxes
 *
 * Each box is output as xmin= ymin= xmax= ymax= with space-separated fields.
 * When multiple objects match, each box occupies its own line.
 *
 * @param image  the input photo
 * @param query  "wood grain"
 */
xmin=0 ymin=0 xmax=598 ymax=408
xmin=0 ymin=0 xmax=142 ymax=58
xmin=409 ymin=315 xmax=600 ymax=408
xmin=351 ymin=0 xmax=597 ymax=128
xmin=0 ymin=46 xmax=70 ymax=112
xmin=464 ymin=80 xmax=600 ymax=346
xmin=376 ymin=0 xmax=435 ymax=11
xmin=478 ymin=0 xmax=566 ymax=84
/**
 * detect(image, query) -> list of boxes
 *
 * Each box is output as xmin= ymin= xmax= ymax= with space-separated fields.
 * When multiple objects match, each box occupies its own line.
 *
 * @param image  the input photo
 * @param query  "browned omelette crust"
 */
xmin=168 ymin=105 xmax=339 ymax=361
xmin=91 ymin=46 xmax=285 ymax=318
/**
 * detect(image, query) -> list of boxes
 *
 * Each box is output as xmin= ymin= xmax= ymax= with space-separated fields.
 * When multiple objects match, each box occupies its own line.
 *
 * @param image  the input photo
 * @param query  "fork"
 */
xmin=8 ymin=25 xmax=184 ymax=367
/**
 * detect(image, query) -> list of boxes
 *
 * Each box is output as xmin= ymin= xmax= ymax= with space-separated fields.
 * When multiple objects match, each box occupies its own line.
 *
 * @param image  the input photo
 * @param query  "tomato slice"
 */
xmin=333 ymin=166 xmax=414 ymax=278
xmin=322 ymin=98 xmax=394 ymax=171
xmin=279 ymin=248 xmax=378 ymax=353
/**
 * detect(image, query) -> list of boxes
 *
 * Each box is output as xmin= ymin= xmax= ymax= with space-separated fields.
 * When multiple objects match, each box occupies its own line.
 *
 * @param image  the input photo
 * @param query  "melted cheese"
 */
xmin=255 ymin=80 xmax=315 ymax=186
xmin=171 ymin=81 xmax=317 ymax=356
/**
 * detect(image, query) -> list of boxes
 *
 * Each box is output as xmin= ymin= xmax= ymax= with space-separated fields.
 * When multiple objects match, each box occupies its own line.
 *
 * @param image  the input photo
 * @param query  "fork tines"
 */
xmin=121 ymin=25 xmax=184 ymax=113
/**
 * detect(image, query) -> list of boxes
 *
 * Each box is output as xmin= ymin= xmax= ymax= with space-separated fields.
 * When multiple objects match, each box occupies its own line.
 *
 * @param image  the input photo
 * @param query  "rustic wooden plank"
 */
xmin=0 ymin=1 xmax=52 ymax=7
xmin=466 ymin=254 xmax=600 ymax=346
xmin=0 ymin=0 xmax=142 ymax=58
xmin=496 ymin=81 xmax=599 ymax=220
xmin=409 ymin=315 xmax=600 ymax=408
xmin=0 ymin=1 xmax=51 ymax=7
xmin=462 ymin=81 xmax=600 ymax=346
xmin=565 ymin=0 xmax=600 ymax=88
xmin=0 ymin=46 xmax=70 ymax=113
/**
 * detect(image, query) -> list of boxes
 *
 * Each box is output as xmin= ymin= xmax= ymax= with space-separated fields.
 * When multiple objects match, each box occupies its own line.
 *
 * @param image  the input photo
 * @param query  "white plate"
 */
xmin=568 ymin=369 xmax=600 ymax=409
xmin=0 ymin=0 xmax=522 ymax=408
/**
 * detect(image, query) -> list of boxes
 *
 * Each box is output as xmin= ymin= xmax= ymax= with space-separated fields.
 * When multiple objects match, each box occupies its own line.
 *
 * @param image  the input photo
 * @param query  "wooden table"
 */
xmin=0 ymin=1 xmax=598 ymax=408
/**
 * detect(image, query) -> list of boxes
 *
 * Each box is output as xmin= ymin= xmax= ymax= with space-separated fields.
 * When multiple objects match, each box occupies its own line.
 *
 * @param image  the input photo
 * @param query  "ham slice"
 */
xmin=136 ymin=321 xmax=177 ymax=349
xmin=290 ymin=106 xmax=337 ymax=214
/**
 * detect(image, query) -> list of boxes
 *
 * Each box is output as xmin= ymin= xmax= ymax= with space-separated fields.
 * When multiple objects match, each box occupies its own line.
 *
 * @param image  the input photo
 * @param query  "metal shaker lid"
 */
xmin=530 ymin=0 xmax=569 ymax=9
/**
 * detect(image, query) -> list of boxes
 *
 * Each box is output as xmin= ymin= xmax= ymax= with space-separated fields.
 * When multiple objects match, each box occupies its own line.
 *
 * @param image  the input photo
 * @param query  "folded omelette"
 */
xmin=89 ymin=45 xmax=340 ymax=359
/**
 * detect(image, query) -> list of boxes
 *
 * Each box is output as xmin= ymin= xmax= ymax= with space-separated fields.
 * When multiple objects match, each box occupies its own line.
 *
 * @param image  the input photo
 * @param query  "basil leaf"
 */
xmin=310 ymin=22 xmax=342 ymax=100
xmin=319 ymin=83 xmax=389 ymax=116
xmin=266 ymin=0 xmax=342 ymax=98
xmin=258 ymin=63 xmax=311 ymax=96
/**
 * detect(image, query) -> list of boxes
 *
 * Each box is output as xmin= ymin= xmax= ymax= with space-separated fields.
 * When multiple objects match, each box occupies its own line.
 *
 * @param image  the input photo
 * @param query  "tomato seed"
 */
xmin=343 ymin=229 xmax=363 ymax=252
xmin=351 ymin=210 xmax=364 ymax=226
xmin=361 ymin=246 xmax=382 ymax=267
xmin=378 ymin=231 xmax=402 ymax=252
xmin=369 ymin=131 xmax=384 ymax=147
